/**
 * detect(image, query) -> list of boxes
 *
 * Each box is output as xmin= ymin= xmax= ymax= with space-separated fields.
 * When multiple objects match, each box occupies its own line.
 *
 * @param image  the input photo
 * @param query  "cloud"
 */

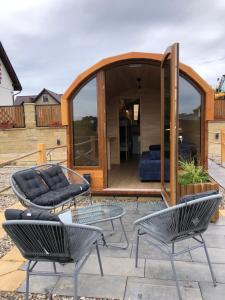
xmin=0 ymin=0 xmax=225 ymax=95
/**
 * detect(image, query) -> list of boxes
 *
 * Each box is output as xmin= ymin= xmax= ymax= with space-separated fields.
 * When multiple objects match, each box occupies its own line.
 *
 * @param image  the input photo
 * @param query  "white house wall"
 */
xmin=0 ymin=58 xmax=14 ymax=105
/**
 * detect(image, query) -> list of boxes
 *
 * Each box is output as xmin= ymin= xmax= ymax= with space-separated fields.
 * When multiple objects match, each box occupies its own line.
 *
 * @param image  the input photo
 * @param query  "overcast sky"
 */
xmin=1 ymin=0 xmax=225 ymax=96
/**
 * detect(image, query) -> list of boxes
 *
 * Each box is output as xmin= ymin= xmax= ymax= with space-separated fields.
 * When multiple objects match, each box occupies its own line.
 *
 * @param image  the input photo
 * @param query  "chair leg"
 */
xmin=136 ymin=197 xmax=139 ymax=210
xmin=25 ymin=261 xmax=31 ymax=300
xmin=119 ymin=217 xmax=129 ymax=249
xmin=73 ymin=271 xmax=78 ymax=300
xmin=110 ymin=219 xmax=115 ymax=231
xmin=53 ymin=262 xmax=57 ymax=273
xmin=170 ymin=244 xmax=182 ymax=300
xmin=200 ymin=234 xmax=217 ymax=286
xmin=169 ymin=255 xmax=182 ymax=300
xmin=89 ymin=193 xmax=93 ymax=205
xmin=96 ymin=242 xmax=104 ymax=276
xmin=135 ymin=230 xmax=140 ymax=268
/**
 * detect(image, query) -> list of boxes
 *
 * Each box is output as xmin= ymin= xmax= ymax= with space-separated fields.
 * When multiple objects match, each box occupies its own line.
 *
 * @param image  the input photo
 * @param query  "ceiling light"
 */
xmin=137 ymin=77 xmax=142 ymax=89
xmin=128 ymin=64 xmax=142 ymax=68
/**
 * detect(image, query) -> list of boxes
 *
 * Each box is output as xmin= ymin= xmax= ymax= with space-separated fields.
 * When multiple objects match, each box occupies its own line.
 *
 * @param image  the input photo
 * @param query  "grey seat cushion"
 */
xmin=40 ymin=165 xmax=69 ymax=190
xmin=5 ymin=208 xmax=60 ymax=221
xmin=180 ymin=189 xmax=219 ymax=204
xmin=55 ymin=183 xmax=89 ymax=198
xmin=21 ymin=209 xmax=60 ymax=221
xmin=32 ymin=190 xmax=68 ymax=206
xmin=13 ymin=169 xmax=50 ymax=200
xmin=5 ymin=209 xmax=23 ymax=220
xmin=33 ymin=183 xmax=89 ymax=207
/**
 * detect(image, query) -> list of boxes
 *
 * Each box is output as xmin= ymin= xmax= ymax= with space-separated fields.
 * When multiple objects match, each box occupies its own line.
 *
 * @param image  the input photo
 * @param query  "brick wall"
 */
xmin=0 ymin=103 xmax=66 ymax=163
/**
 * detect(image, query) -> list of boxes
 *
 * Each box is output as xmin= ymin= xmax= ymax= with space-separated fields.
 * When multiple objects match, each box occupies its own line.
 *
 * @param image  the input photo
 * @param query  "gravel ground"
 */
xmin=0 ymin=235 xmax=14 ymax=259
xmin=219 ymin=186 xmax=225 ymax=209
xmin=0 ymin=166 xmax=24 ymax=190
xmin=0 ymin=292 xmax=118 ymax=300
xmin=0 ymin=194 xmax=17 ymax=211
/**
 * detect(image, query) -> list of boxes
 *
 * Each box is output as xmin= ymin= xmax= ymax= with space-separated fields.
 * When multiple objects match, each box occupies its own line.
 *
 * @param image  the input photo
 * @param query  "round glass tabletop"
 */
xmin=71 ymin=204 xmax=125 ymax=225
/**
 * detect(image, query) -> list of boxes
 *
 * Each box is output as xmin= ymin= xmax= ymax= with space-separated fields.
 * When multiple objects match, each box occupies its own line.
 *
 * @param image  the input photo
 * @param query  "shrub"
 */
xmin=178 ymin=160 xmax=210 ymax=185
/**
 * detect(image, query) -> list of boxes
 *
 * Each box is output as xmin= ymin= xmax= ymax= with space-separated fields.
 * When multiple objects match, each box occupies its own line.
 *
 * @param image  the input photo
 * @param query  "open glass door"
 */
xmin=161 ymin=43 xmax=179 ymax=206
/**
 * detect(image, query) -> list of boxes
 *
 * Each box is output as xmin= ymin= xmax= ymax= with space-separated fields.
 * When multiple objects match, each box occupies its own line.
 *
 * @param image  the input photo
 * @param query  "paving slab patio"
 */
xmin=191 ymin=247 xmax=225 ymax=264
xmin=199 ymin=282 xmax=225 ymax=300
xmin=145 ymin=259 xmax=225 ymax=283
xmin=17 ymin=275 xmax=59 ymax=294
xmin=1 ymin=200 xmax=225 ymax=299
xmin=124 ymin=277 xmax=202 ymax=300
xmin=81 ymin=255 xmax=145 ymax=277
xmin=131 ymin=240 xmax=192 ymax=262
xmin=208 ymin=159 xmax=225 ymax=189
xmin=53 ymin=274 xmax=127 ymax=299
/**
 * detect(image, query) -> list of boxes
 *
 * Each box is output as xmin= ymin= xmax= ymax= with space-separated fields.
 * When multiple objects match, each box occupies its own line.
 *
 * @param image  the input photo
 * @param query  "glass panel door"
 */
xmin=161 ymin=43 xmax=179 ymax=206
xmin=72 ymin=77 xmax=99 ymax=167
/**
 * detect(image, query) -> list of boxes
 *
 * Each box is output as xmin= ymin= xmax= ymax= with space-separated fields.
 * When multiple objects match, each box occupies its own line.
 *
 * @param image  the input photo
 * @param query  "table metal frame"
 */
xmin=71 ymin=204 xmax=129 ymax=250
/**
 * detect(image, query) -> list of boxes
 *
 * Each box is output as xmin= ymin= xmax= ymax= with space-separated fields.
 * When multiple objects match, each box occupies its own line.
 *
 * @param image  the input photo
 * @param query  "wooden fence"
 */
xmin=35 ymin=104 xmax=62 ymax=127
xmin=214 ymin=100 xmax=225 ymax=119
xmin=0 ymin=106 xmax=25 ymax=128
xmin=0 ymin=143 xmax=67 ymax=194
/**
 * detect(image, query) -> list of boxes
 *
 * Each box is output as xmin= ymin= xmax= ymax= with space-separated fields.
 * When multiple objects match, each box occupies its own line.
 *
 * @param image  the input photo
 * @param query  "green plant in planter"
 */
xmin=178 ymin=160 xmax=210 ymax=185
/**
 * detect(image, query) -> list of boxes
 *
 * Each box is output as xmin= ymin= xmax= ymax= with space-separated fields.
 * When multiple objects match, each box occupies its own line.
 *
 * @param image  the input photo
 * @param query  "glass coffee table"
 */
xmin=71 ymin=204 xmax=129 ymax=249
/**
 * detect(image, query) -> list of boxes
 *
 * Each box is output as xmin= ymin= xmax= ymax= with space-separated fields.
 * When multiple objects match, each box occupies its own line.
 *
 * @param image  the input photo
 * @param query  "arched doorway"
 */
xmin=61 ymin=47 xmax=214 ymax=201
xmin=105 ymin=62 xmax=161 ymax=190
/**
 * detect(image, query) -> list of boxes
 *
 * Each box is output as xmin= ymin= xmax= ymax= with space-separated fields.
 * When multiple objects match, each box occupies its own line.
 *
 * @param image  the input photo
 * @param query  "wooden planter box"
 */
xmin=177 ymin=180 xmax=220 ymax=222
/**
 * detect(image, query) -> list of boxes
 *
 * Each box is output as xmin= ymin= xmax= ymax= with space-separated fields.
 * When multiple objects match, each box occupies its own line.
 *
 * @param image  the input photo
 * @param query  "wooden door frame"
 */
xmin=67 ymin=71 xmax=107 ymax=172
xmin=160 ymin=43 xmax=179 ymax=206
xmin=97 ymin=71 xmax=107 ymax=188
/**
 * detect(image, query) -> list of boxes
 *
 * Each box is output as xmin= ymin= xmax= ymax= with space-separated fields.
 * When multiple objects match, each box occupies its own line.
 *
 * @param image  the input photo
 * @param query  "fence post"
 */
xmin=37 ymin=143 xmax=46 ymax=164
xmin=24 ymin=103 xmax=36 ymax=128
xmin=221 ymin=130 xmax=225 ymax=165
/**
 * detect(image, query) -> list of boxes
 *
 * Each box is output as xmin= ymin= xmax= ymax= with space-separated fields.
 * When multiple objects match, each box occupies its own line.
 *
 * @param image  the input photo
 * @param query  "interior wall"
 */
xmin=105 ymin=63 xmax=161 ymax=168
xmin=140 ymin=88 xmax=161 ymax=152
xmin=106 ymin=96 xmax=120 ymax=164
xmin=106 ymin=87 xmax=161 ymax=165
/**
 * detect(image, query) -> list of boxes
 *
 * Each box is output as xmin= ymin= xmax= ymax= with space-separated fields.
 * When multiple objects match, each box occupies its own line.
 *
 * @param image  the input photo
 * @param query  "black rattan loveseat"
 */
xmin=10 ymin=164 xmax=91 ymax=211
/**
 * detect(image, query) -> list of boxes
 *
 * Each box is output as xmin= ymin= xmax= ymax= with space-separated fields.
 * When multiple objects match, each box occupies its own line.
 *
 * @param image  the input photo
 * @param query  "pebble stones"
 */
xmin=0 ymin=292 xmax=118 ymax=300
xmin=0 ymin=235 xmax=14 ymax=259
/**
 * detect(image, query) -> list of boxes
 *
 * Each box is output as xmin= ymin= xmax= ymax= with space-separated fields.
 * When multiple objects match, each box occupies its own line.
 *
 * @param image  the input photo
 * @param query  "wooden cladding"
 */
xmin=160 ymin=43 xmax=179 ymax=206
xmin=0 ymin=106 xmax=25 ymax=128
xmin=36 ymin=105 xmax=62 ymax=127
xmin=214 ymin=100 xmax=225 ymax=120
xmin=62 ymin=52 xmax=214 ymax=126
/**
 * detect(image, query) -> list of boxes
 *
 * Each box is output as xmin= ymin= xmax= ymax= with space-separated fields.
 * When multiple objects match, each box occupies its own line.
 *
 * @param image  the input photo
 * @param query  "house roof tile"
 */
xmin=15 ymin=89 xmax=62 ymax=105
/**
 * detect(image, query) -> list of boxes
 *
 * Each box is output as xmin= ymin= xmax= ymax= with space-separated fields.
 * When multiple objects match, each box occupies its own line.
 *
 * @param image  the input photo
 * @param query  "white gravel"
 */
xmin=0 ymin=292 xmax=118 ymax=300
xmin=0 ymin=194 xmax=17 ymax=211
xmin=0 ymin=166 xmax=24 ymax=190
xmin=0 ymin=235 xmax=14 ymax=259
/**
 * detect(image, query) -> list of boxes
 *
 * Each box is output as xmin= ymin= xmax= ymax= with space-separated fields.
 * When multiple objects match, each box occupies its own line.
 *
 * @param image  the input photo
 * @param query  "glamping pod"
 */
xmin=61 ymin=44 xmax=214 ymax=204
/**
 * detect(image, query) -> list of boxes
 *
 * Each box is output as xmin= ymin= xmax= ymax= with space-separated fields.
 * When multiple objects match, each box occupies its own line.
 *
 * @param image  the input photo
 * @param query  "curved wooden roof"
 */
xmin=61 ymin=52 xmax=214 ymax=124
